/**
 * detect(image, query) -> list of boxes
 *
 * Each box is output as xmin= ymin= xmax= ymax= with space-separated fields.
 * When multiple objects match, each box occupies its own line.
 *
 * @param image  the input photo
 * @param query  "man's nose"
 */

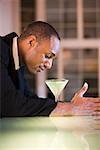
xmin=44 ymin=59 xmax=53 ymax=69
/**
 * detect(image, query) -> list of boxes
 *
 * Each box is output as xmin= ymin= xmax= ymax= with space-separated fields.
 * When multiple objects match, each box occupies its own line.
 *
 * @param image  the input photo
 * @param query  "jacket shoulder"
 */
xmin=1 ymin=32 xmax=18 ymax=46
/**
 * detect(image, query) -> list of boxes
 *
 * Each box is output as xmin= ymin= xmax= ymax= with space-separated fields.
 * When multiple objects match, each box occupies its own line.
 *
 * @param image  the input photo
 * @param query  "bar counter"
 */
xmin=0 ymin=116 xmax=100 ymax=150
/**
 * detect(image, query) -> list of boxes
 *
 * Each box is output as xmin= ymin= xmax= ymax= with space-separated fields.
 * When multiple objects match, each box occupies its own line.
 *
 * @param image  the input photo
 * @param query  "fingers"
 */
xmin=86 ymin=97 xmax=100 ymax=103
xmin=72 ymin=101 xmax=100 ymax=116
xmin=72 ymin=108 xmax=93 ymax=116
xmin=76 ymin=82 xmax=88 ymax=97
xmin=84 ymin=100 xmax=100 ymax=112
xmin=93 ymin=103 xmax=100 ymax=114
xmin=92 ymin=111 xmax=100 ymax=116
xmin=87 ymin=100 xmax=100 ymax=116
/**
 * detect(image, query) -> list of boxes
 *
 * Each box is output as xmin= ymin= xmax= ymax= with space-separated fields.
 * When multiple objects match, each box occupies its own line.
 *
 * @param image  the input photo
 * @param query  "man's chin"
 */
xmin=29 ymin=69 xmax=41 ymax=74
xmin=27 ymin=66 xmax=43 ymax=74
xmin=27 ymin=67 xmax=36 ymax=74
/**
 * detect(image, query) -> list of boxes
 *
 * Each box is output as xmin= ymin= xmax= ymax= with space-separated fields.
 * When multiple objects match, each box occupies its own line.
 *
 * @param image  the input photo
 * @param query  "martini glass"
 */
xmin=45 ymin=79 xmax=69 ymax=102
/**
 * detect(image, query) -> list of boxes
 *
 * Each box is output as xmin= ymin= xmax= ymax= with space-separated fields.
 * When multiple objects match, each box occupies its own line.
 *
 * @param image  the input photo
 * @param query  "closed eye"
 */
xmin=45 ymin=52 xmax=56 ymax=59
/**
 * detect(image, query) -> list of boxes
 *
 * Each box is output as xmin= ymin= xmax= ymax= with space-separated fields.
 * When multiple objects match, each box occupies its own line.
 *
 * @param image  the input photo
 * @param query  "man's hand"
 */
xmin=71 ymin=82 xmax=100 ymax=116
xmin=50 ymin=82 xmax=100 ymax=116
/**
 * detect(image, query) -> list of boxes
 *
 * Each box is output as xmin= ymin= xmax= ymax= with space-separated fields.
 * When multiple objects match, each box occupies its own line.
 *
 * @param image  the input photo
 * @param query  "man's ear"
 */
xmin=28 ymin=35 xmax=37 ymax=47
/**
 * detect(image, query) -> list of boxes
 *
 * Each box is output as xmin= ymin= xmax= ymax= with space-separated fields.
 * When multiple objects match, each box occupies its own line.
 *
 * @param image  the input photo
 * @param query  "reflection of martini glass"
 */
xmin=45 ymin=79 xmax=69 ymax=102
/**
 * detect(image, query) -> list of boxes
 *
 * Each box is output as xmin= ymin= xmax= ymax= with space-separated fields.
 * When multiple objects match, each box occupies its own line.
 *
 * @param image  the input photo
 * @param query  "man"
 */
xmin=0 ymin=21 xmax=100 ymax=117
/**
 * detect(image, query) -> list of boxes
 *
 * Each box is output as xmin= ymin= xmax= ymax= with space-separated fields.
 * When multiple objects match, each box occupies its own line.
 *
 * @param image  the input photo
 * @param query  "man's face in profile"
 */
xmin=24 ymin=36 xmax=60 ymax=74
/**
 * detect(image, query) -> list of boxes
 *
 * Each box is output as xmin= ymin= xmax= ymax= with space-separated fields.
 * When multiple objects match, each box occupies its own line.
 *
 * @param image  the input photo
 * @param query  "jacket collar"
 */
xmin=12 ymin=37 xmax=20 ymax=70
xmin=3 ymin=32 xmax=18 ymax=47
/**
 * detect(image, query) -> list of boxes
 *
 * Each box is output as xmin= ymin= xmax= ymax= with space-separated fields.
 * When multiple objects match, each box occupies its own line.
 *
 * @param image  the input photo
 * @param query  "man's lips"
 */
xmin=34 ymin=64 xmax=47 ymax=72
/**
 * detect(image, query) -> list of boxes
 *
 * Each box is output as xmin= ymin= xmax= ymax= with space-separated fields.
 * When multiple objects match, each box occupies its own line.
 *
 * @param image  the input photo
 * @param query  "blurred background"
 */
xmin=0 ymin=0 xmax=100 ymax=101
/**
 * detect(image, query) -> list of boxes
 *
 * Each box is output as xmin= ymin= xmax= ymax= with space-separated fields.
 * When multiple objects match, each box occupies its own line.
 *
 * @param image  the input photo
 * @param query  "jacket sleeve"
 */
xmin=1 ymin=62 xmax=57 ymax=117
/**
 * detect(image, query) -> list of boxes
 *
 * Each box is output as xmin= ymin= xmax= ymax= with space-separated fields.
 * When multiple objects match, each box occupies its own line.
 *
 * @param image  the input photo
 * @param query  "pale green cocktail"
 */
xmin=45 ymin=79 xmax=69 ymax=102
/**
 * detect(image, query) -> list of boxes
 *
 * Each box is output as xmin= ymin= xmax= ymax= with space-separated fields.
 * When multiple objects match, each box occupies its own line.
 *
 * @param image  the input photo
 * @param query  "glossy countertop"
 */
xmin=0 ymin=116 xmax=100 ymax=150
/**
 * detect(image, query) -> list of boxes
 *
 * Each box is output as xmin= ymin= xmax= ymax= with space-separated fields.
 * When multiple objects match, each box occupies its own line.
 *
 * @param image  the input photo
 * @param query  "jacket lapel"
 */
xmin=3 ymin=33 xmax=25 ymax=93
xmin=17 ymin=66 xmax=25 ymax=93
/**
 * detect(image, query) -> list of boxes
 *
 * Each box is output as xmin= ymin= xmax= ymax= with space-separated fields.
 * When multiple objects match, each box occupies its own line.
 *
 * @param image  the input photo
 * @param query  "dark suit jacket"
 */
xmin=0 ymin=32 xmax=57 ymax=117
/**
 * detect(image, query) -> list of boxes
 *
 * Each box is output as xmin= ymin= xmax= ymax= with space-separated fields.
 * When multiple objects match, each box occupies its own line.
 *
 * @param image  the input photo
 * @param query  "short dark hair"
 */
xmin=20 ymin=21 xmax=60 ymax=41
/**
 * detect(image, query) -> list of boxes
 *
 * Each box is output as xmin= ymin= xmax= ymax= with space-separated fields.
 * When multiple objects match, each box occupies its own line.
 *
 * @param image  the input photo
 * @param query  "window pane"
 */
xmin=64 ymin=0 xmax=77 ymax=8
xmin=83 ymin=0 xmax=100 ymax=38
xmin=21 ymin=0 xmax=36 ymax=91
xmin=46 ymin=0 xmax=77 ymax=38
xmin=46 ymin=0 xmax=59 ymax=8
xmin=83 ymin=0 xmax=96 ymax=8
xmin=21 ymin=0 xmax=35 ymax=30
xmin=62 ymin=48 xmax=98 ymax=101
